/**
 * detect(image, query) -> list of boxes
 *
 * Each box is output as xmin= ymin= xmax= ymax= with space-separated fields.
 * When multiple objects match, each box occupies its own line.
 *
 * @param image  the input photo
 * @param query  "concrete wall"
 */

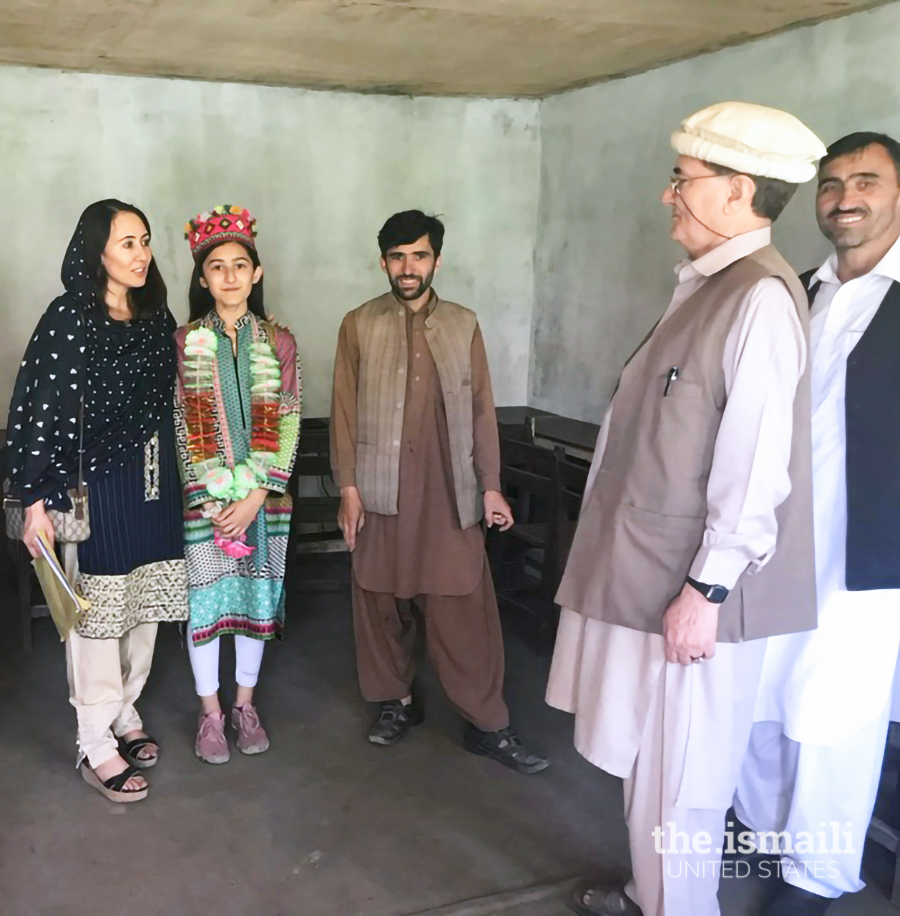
xmin=7 ymin=1 xmax=900 ymax=430
xmin=531 ymin=2 xmax=900 ymax=423
xmin=0 ymin=66 xmax=541 ymax=417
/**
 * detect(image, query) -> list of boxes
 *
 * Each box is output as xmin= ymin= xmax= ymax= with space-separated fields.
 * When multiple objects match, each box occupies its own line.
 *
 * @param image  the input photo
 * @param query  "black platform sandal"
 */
xmin=118 ymin=735 xmax=159 ymax=769
xmin=80 ymin=760 xmax=149 ymax=803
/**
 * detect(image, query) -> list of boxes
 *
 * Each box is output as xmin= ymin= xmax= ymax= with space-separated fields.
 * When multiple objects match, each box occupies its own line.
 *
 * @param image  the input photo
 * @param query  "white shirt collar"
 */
xmin=674 ymin=227 xmax=772 ymax=284
xmin=813 ymin=233 xmax=900 ymax=287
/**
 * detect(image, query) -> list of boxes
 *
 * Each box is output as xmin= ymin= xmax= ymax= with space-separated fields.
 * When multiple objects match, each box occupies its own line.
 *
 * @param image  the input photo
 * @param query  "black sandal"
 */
xmin=80 ymin=760 xmax=149 ymax=803
xmin=569 ymin=881 xmax=643 ymax=916
xmin=118 ymin=735 xmax=159 ymax=769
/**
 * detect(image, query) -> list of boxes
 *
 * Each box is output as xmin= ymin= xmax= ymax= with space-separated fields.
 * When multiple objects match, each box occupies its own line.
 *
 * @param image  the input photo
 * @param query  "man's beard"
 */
xmin=390 ymin=268 xmax=435 ymax=301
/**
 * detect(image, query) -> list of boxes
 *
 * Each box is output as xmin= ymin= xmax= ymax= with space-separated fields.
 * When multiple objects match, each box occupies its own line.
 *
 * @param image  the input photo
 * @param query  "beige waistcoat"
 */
xmin=555 ymin=246 xmax=816 ymax=643
xmin=354 ymin=293 xmax=482 ymax=529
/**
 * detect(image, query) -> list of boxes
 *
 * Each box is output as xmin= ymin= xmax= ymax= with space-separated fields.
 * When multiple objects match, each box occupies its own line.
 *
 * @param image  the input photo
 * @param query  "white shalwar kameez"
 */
xmin=547 ymin=229 xmax=806 ymax=916
xmin=735 ymin=239 xmax=900 ymax=900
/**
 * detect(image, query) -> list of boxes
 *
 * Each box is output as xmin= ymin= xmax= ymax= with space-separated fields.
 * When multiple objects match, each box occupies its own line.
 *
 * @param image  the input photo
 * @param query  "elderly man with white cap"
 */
xmin=546 ymin=101 xmax=826 ymax=916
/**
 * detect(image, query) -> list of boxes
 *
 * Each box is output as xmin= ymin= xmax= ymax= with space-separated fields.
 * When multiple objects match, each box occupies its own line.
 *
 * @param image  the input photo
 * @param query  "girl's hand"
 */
xmin=23 ymin=501 xmax=55 ymax=558
xmin=212 ymin=489 xmax=268 ymax=539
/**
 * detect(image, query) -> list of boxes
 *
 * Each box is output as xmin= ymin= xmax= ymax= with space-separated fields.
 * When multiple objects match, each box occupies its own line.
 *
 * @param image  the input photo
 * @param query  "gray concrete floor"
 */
xmin=0 ymin=577 xmax=895 ymax=916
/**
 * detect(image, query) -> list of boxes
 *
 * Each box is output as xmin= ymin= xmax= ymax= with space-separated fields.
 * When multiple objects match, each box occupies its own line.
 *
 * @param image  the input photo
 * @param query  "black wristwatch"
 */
xmin=686 ymin=576 xmax=729 ymax=604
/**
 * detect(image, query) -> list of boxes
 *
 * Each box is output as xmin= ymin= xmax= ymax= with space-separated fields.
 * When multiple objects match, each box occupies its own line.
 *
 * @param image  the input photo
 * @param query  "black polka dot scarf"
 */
xmin=6 ymin=212 xmax=177 ymax=509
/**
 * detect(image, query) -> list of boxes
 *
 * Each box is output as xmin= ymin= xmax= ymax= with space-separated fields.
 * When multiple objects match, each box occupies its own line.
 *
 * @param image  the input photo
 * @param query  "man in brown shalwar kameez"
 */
xmin=330 ymin=209 xmax=548 ymax=775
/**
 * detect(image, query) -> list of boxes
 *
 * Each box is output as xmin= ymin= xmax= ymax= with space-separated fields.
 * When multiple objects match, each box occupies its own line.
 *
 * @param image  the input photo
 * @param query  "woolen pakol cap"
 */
xmin=671 ymin=101 xmax=827 ymax=183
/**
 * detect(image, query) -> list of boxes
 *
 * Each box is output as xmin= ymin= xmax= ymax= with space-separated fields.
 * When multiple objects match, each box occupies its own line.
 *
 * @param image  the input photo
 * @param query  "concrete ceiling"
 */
xmin=0 ymin=0 xmax=892 ymax=98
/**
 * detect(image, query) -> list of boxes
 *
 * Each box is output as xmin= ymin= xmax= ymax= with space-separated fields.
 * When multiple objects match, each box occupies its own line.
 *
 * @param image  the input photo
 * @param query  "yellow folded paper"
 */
xmin=31 ymin=531 xmax=90 ymax=641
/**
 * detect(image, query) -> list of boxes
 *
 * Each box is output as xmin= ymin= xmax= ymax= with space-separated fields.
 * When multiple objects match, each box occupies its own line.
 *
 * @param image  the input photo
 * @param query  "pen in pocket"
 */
xmin=664 ymin=366 xmax=680 ymax=397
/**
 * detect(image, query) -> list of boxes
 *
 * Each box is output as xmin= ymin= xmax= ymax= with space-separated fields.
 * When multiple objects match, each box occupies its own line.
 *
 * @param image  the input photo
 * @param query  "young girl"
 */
xmin=174 ymin=206 xmax=301 ymax=763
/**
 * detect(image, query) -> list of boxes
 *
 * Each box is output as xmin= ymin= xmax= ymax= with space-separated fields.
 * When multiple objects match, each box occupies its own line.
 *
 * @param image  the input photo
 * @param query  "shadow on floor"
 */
xmin=0 ymin=572 xmax=894 ymax=916
xmin=0 ymin=580 xmax=625 ymax=916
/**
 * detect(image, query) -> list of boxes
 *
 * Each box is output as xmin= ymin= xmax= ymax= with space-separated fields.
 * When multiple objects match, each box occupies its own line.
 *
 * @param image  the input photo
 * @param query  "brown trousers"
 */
xmin=352 ymin=558 xmax=510 ymax=732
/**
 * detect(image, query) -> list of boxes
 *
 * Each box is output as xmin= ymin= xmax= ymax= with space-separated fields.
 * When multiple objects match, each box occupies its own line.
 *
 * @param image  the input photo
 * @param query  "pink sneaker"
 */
xmin=231 ymin=704 xmax=270 ymax=755
xmin=195 ymin=711 xmax=230 ymax=764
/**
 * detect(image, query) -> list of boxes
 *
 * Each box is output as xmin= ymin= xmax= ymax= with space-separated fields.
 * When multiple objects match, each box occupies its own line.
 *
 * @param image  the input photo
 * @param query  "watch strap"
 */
xmin=686 ymin=575 xmax=729 ymax=603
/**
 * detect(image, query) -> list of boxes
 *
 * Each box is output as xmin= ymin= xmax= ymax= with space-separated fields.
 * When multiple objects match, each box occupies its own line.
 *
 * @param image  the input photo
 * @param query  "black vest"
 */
xmin=801 ymin=269 xmax=900 ymax=590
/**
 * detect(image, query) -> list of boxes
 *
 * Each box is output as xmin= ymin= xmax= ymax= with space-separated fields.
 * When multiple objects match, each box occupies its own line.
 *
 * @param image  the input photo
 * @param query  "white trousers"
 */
xmin=66 ymin=623 xmax=159 ymax=769
xmin=623 ymin=640 xmax=768 ymax=916
xmin=187 ymin=635 xmax=266 ymax=697
xmin=734 ymin=708 xmax=891 ymax=898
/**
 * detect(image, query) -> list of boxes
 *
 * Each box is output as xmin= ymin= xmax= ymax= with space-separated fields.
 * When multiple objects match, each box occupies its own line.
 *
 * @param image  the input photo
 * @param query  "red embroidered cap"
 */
xmin=185 ymin=205 xmax=258 ymax=259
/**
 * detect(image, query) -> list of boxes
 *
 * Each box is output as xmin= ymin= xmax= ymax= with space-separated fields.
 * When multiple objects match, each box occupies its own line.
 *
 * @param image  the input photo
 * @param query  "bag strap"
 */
xmin=74 ymin=395 xmax=86 ymax=519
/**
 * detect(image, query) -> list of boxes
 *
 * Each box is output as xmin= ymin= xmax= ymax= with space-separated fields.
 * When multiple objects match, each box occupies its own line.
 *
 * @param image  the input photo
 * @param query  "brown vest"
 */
xmin=354 ymin=293 xmax=482 ymax=529
xmin=555 ymin=246 xmax=816 ymax=643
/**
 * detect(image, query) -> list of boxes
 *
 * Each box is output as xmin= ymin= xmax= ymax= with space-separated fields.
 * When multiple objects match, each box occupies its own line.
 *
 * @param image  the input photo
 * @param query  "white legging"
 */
xmin=187 ymin=635 xmax=266 ymax=698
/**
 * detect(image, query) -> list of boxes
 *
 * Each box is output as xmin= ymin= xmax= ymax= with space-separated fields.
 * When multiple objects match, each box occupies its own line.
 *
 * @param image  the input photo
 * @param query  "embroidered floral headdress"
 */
xmin=184 ymin=205 xmax=258 ymax=260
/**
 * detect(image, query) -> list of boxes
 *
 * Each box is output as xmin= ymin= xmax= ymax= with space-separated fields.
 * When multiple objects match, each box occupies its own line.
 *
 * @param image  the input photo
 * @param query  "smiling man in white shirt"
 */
xmin=735 ymin=133 xmax=900 ymax=916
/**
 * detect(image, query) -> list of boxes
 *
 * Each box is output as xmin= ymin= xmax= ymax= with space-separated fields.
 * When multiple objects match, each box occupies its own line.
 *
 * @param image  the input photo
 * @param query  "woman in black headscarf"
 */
xmin=6 ymin=200 xmax=187 ymax=802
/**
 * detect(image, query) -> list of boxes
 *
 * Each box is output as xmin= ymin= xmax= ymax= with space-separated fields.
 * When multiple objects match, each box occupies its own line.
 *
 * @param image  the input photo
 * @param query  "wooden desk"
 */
xmin=495 ymin=407 xmax=599 ymax=460
xmin=495 ymin=406 xmax=556 ymax=425
xmin=533 ymin=416 xmax=600 ymax=454
xmin=1 ymin=436 xmax=51 ymax=650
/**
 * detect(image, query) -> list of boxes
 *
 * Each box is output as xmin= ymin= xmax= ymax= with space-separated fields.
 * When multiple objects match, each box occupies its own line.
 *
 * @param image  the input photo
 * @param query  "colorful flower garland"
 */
xmin=183 ymin=324 xmax=282 ymax=508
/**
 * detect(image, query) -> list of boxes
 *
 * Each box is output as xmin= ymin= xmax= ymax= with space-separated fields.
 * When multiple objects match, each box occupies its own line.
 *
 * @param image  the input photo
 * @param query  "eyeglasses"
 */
xmin=668 ymin=173 xmax=729 ymax=195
